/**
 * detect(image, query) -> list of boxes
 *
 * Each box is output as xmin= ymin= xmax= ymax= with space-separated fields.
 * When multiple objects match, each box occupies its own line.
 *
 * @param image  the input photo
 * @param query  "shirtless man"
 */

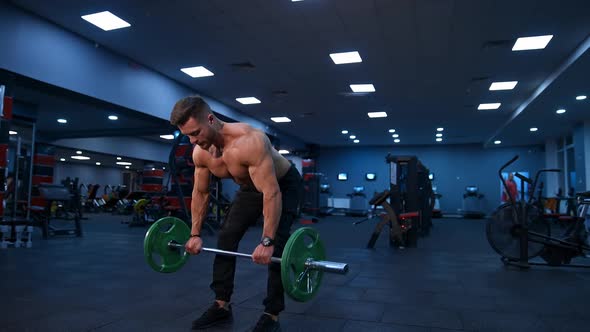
xmin=169 ymin=96 xmax=302 ymax=332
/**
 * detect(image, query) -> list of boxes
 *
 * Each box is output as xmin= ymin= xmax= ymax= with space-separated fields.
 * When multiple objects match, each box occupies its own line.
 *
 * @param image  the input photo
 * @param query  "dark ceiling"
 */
xmin=6 ymin=0 xmax=590 ymax=148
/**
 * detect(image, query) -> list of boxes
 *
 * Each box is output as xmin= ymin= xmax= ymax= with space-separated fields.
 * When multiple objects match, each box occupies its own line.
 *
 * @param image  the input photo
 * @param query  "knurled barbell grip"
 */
xmin=168 ymin=241 xmax=348 ymax=274
xmin=168 ymin=241 xmax=281 ymax=263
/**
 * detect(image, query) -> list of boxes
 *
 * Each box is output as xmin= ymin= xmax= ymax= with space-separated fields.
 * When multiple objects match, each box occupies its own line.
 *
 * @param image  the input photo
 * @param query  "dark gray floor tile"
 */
xmin=342 ymin=320 xmax=430 ymax=332
xmin=381 ymin=305 xmax=463 ymax=330
xmin=460 ymin=311 xmax=552 ymax=332
xmin=362 ymin=288 xmax=435 ymax=306
xmin=431 ymin=293 xmax=497 ymax=311
xmin=279 ymin=313 xmax=346 ymax=332
xmin=305 ymin=299 xmax=385 ymax=322
xmin=3 ymin=308 xmax=119 ymax=332
xmin=318 ymin=285 xmax=367 ymax=301
xmin=541 ymin=316 xmax=590 ymax=332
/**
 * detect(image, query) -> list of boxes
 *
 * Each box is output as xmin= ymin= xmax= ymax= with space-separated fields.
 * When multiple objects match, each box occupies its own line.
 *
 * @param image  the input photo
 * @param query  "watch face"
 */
xmin=262 ymin=237 xmax=273 ymax=246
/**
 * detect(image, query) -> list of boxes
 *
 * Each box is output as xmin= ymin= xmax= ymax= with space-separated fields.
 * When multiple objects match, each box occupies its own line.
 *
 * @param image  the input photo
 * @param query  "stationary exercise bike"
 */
xmin=486 ymin=155 xmax=590 ymax=268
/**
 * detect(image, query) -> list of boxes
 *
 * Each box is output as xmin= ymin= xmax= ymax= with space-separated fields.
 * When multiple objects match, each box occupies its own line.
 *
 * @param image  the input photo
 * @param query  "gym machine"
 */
xmin=486 ymin=155 xmax=590 ymax=268
xmin=385 ymin=155 xmax=435 ymax=245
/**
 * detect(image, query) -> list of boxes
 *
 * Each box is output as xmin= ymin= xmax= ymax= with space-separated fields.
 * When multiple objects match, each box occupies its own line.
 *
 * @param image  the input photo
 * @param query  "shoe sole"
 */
xmin=192 ymin=316 xmax=233 ymax=330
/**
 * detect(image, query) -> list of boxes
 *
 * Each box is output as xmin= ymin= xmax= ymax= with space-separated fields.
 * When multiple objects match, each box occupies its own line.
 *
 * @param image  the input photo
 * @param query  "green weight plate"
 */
xmin=144 ymin=217 xmax=190 ymax=273
xmin=281 ymin=227 xmax=326 ymax=302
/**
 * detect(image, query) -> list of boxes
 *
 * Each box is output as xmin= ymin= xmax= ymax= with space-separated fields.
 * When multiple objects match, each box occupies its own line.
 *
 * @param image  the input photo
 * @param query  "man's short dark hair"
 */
xmin=170 ymin=96 xmax=212 ymax=126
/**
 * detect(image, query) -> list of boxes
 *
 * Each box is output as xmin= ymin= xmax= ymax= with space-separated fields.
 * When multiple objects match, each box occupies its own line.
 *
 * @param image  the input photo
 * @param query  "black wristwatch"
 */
xmin=261 ymin=236 xmax=274 ymax=247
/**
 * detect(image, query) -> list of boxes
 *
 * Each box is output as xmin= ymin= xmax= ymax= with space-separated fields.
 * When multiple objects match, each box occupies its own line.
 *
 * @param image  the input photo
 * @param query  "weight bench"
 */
xmin=362 ymin=190 xmax=416 ymax=249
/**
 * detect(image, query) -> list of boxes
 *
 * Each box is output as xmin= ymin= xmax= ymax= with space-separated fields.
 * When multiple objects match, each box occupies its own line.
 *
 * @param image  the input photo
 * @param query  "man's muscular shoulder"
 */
xmin=192 ymin=145 xmax=210 ymax=167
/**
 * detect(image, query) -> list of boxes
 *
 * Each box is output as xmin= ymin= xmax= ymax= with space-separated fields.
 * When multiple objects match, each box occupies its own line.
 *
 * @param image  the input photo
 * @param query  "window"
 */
xmin=338 ymin=173 xmax=348 ymax=181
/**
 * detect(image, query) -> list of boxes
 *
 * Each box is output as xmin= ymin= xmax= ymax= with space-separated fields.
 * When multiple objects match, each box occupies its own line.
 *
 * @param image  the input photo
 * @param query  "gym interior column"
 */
xmin=573 ymin=123 xmax=588 ymax=192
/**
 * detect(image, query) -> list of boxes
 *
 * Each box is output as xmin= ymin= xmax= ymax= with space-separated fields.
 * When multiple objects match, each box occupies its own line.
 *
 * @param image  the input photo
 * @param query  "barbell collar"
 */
xmin=304 ymin=258 xmax=349 ymax=274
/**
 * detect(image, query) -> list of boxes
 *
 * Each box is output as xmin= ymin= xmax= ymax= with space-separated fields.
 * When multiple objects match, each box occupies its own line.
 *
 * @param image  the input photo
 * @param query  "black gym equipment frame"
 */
xmin=487 ymin=155 xmax=590 ymax=269
xmin=385 ymin=155 xmax=435 ymax=246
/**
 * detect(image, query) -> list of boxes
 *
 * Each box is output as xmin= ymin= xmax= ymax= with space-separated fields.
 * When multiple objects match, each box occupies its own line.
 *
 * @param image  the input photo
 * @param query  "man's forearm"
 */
xmin=191 ymin=191 xmax=210 ymax=234
xmin=262 ymin=191 xmax=282 ymax=239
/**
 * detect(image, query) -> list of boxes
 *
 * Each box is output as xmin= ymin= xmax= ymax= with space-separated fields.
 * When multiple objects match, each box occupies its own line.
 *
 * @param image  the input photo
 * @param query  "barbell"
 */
xmin=143 ymin=217 xmax=349 ymax=302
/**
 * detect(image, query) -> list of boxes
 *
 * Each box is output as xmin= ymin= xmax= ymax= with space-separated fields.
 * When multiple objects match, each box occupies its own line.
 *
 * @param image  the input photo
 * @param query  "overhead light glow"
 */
xmin=57 ymin=118 xmax=68 ymax=124
xmin=353 ymin=139 xmax=360 ymax=143
xmin=60 ymin=158 xmax=66 ymax=162
xmin=478 ymin=103 xmax=501 ymax=110
xmin=530 ymin=127 xmax=538 ymax=132
xmin=76 ymin=150 xmax=82 ymax=154
xmin=116 ymin=157 xmax=122 ymax=160
xmin=512 ymin=35 xmax=553 ymax=51
xmin=271 ymin=117 xmax=291 ymax=123
xmin=329 ymin=51 xmax=362 ymax=65
xmin=81 ymin=11 xmax=131 ymax=31
xmin=576 ymin=95 xmax=587 ymax=101
xmin=341 ymin=130 xmax=349 ymax=134
xmin=9 ymin=131 xmax=17 ymax=135
xmin=367 ymin=112 xmax=387 ymax=118
xmin=436 ymin=138 xmax=443 ymax=142
xmin=494 ymin=140 xmax=502 ymax=145
xmin=180 ymin=66 xmax=214 ymax=78
xmin=489 ymin=81 xmax=518 ymax=91
xmin=116 ymin=162 xmax=132 ymax=166
xmin=236 ymin=97 xmax=261 ymax=105
xmin=436 ymin=133 xmax=443 ymax=137
xmin=392 ymin=134 xmax=399 ymax=138
xmin=108 ymin=115 xmax=118 ymax=120
xmin=394 ymin=139 xmax=401 ymax=143
xmin=71 ymin=156 xmax=90 ymax=160
xmin=350 ymin=84 xmax=375 ymax=93
xmin=349 ymin=135 xmax=356 ymax=139
xmin=556 ymin=109 xmax=566 ymax=114
xmin=437 ymin=127 xmax=444 ymax=132
xmin=96 ymin=162 xmax=101 ymax=165
xmin=160 ymin=134 xmax=175 ymax=140
xmin=278 ymin=149 xmax=290 ymax=154
xmin=125 ymin=166 xmax=130 ymax=169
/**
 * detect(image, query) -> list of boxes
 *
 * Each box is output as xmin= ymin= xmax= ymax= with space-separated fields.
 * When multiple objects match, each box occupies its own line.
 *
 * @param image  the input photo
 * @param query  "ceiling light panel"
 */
xmin=512 ymin=35 xmax=553 ymax=51
xmin=271 ymin=117 xmax=291 ymax=123
xmin=367 ymin=112 xmax=387 ymax=118
xmin=350 ymin=84 xmax=375 ymax=93
xmin=489 ymin=81 xmax=518 ymax=91
xmin=81 ymin=11 xmax=131 ymax=31
xmin=181 ymin=66 xmax=214 ymax=78
xmin=330 ymin=51 xmax=362 ymax=64
xmin=236 ymin=97 xmax=261 ymax=104
xmin=478 ymin=103 xmax=501 ymax=110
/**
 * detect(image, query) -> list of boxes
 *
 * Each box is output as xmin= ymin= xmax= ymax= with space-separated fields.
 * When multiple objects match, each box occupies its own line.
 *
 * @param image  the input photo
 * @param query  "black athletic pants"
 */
xmin=210 ymin=165 xmax=302 ymax=315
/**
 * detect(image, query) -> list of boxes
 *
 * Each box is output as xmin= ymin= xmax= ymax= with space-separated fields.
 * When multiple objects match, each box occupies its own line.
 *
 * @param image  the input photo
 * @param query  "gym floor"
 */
xmin=1 ymin=214 xmax=589 ymax=332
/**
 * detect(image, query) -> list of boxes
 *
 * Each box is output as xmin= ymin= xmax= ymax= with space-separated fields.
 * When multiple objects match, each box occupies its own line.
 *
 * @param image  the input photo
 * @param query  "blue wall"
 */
xmin=318 ymin=144 xmax=545 ymax=215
